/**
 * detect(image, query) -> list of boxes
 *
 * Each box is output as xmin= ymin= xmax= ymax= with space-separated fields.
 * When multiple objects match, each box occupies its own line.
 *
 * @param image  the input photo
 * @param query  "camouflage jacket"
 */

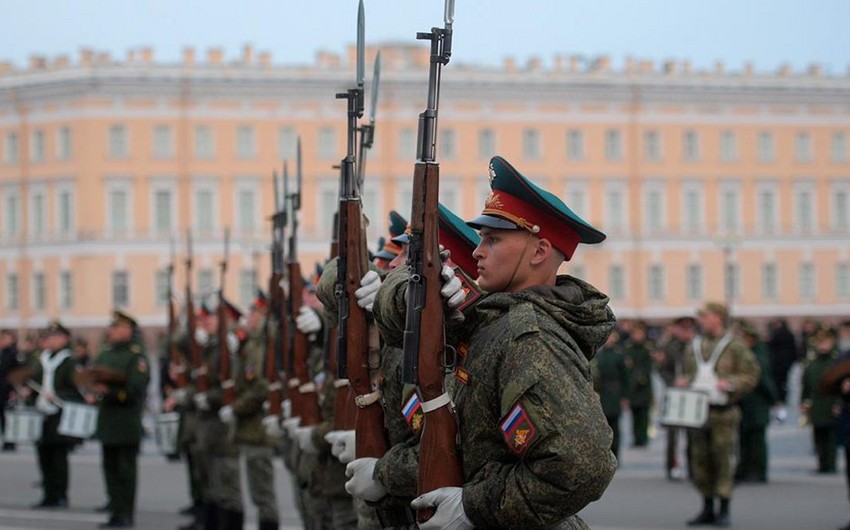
xmin=232 ymin=322 xmax=271 ymax=446
xmin=683 ymin=332 xmax=760 ymax=405
xmin=374 ymin=272 xmax=618 ymax=529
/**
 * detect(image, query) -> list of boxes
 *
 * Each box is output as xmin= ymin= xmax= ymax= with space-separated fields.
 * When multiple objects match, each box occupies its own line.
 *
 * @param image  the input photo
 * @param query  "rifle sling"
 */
xmin=420 ymin=392 xmax=452 ymax=413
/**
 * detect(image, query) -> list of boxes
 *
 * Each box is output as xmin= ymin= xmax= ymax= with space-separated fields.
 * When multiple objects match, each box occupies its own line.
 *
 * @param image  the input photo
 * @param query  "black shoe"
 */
xmin=687 ymin=498 xmax=715 ymax=526
xmin=96 ymin=503 xmax=112 ymax=513
xmin=2 ymin=442 xmax=16 ymax=451
xmin=32 ymin=498 xmax=68 ymax=509
xmin=715 ymin=512 xmax=730 ymax=527
xmin=99 ymin=516 xmax=133 ymax=528
xmin=178 ymin=503 xmax=197 ymax=516
xmin=178 ymin=522 xmax=201 ymax=530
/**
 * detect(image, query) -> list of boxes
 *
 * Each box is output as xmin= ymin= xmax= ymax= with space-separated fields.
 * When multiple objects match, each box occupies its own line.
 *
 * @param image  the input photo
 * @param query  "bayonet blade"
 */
xmin=357 ymin=0 xmax=365 ymax=87
xmin=296 ymin=136 xmax=303 ymax=211
xmin=369 ymin=50 xmax=381 ymax=123
xmin=445 ymin=0 xmax=455 ymax=25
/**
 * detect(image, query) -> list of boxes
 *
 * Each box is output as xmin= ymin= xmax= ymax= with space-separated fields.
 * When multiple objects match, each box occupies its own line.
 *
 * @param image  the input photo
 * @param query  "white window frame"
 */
xmin=686 ymin=263 xmax=703 ymax=301
xmin=150 ymin=177 xmax=177 ymax=237
xmin=153 ymin=124 xmax=175 ymax=160
xmin=192 ymin=178 xmax=219 ymax=235
xmin=837 ymin=262 xmax=850 ymax=300
xmin=604 ymin=179 xmax=629 ymax=235
xmin=30 ymin=129 xmax=46 ymax=163
xmin=362 ymin=179 xmax=384 ymax=244
xmin=55 ymin=181 xmax=76 ymax=237
xmin=831 ymin=131 xmax=847 ymax=163
xmin=644 ymin=129 xmax=661 ymax=162
xmin=112 ymin=270 xmax=131 ymax=308
xmin=755 ymin=179 xmax=779 ymax=235
xmin=609 ymin=263 xmax=625 ymax=301
xmin=32 ymin=270 xmax=46 ymax=312
xmin=236 ymin=125 xmax=256 ymax=160
xmin=239 ymin=268 xmax=258 ymax=308
xmin=318 ymin=126 xmax=338 ymax=161
xmin=683 ymin=129 xmax=700 ymax=161
xmin=439 ymin=178 xmax=460 ymax=214
xmin=59 ymin=270 xmax=73 ymax=310
xmin=278 ymin=126 xmax=297 ymax=160
xmin=3 ymin=185 xmax=20 ymax=237
xmin=604 ymin=128 xmax=623 ymax=161
xmin=4 ymin=132 xmax=19 ymax=164
xmin=479 ymin=128 xmax=496 ymax=161
xmin=28 ymin=183 xmax=47 ymax=238
xmin=318 ymin=179 xmax=338 ymax=237
xmin=6 ymin=273 xmax=19 ymax=310
xmin=565 ymin=177 xmax=590 ymax=221
xmin=681 ymin=179 xmax=705 ymax=235
xmin=522 ymin=128 xmax=542 ymax=161
xmin=799 ymin=262 xmax=817 ymax=300
xmin=795 ymin=131 xmax=813 ymax=163
xmin=56 ymin=126 xmax=72 ymax=161
xmin=108 ymin=123 xmax=129 ymax=159
xmin=439 ymin=128 xmax=457 ymax=160
xmin=194 ymin=125 xmax=215 ymax=159
xmin=648 ymin=263 xmax=665 ymax=301
xmin=642 ymin=179 xmax=666 ymax=235
xmin=398 ymin=128 xmax=415 ymax=161
xmin=762 ymin=262 xmax=778 ymax=301
xmin=720 ymin=130 xmax=738 ymax=162
xmin=155 ymin=269 xmax=169 ymax=308
xmin=793 ymin=179 xmax=817 ymax=234
xmin=567 ymin=129 xmax=584 ymax=161
xmin=105 ymin=177 xmax=134 ymax=237
xmin=830 ymin=180 xmax=850 ymax=233
xmin=718 ymin=179 xmax=742 ymax=235
xmin=757 ymin=131 xmax=775 ymax=163
xmin=234 ymin=177 xmax=261 ymax=235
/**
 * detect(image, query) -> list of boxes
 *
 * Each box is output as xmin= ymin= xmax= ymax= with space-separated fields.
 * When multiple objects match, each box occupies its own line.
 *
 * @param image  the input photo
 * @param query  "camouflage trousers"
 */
xmin=210 ymin=453 xmax=241 ymax=512
xmin=688 ymin=407 xmax=740 ymax=498
xmin=243 ymin=444 xmax=279 ymax=523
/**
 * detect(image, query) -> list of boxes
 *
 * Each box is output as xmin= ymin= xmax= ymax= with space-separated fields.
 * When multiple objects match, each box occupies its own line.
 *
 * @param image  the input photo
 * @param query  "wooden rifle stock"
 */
xmin=186 ymin=235 xmax=208 ymax=393
xmin=264 ymin=271 xmax=283 ymax=417
xmin=290 ymin=261 xmax=322 ymax=426
xmin=167 ymin=278 xmax=189 ymax=388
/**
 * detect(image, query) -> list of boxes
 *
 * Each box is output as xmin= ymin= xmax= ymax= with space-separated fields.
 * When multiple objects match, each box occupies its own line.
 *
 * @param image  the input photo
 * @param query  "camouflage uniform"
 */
xmin=373 ymin=270 xmax=618 ymax=529
xmin=683 ymin=333 xmax=759 ymax=500
xmin=623 ymin=337 xmax=654 ymax=447
xmin=231 ymin=319 xmax=279 ymax=528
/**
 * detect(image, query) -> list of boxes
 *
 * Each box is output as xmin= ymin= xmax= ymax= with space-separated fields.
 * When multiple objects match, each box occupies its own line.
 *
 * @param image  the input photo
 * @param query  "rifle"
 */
xmin=218 ymin=228 xmax=235 ymax=405
xmin=287 ymin=148 xmax=323 ymax=426
xmin=186 ymin=230 xmax=208 ymax=393
xmin=335 ymin=0 xmax=389 ymax=459
xmin=356 ymin=50 xmax=381 ymax=189
xmin=264 ymin=170 xmax=286 ymax=418
xmin=401 ymin=0 xmax=462 ymax=520
xmin=167 ymin=238 xmax=189 ymax=388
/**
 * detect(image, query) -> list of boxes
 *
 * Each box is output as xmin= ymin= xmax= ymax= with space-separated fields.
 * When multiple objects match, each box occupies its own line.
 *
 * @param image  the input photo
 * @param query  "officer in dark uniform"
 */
xmin=93 ymin=310 xmax=150 ymax=528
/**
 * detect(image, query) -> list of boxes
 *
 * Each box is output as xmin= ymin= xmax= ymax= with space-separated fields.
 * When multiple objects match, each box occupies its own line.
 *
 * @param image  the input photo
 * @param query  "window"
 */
xmin=57 ymin=126 xmax=72 ymax=160
xmin=609 ymin=264 xmax=625 ymax=300
xmin=155 ymin=270 xmax=169 ymax=307
xmin=6 ymin=273 xmax=18 ymax=310
xmin=398 ymin=128 xmax=415 ymax=160
xmin=4 ymin=190 xmax=19 ymax=236
xmin=153 ymin=189 xmax=173 ymax=233
xmin=682 ymin=183 xmax=704 ymax=234
xmin=799 ymin=262 xmax=816 ymax=299
xmin=320 ymin=185 xmax=337 ymax=236
xmin=237 ymin=188 xmax=256 ymax=232
xmin=236 ymin=125 xmax=256 ymax=159
xmin=832 ymin=132 xmax=847 ymax=163
xmin=439 ymin=129 xmax=457 ymax=160
xmin=108 ymin=124 xmax=128 ymax=158
xmin=195 ymin=188 xmax=215 ymax=233
xmin=833 ymin=187 xmax=849 ymax=232
xmin=604 ymin=129 xmax=623 ymax=161
xmin=112 ymin=271 xmax=130 ymax=308
xmin=57 ymin=188 xmax=73 ymax=235
xmin=686 ymin=264 xmax=703 ymax=301
xmin=33 ymin=272 xmax=46 ymax=311
xmin=605 ymin=187 xmax=626 ymax=233
xmin=5 ymin=132 xmax=19 ymax=164
xmin=724 ymin=262 xmax=740 ymax=301
xmin=318 ymin=127 xmax=337 ymax=160
xmin=567 ymin=129 xmax=584 ymax=161
xmin=795 ymin=131 xmax=812 ymax=162
xmin=756 ymin=184 xmax=778 ymax=234
xmin=522 ymin=128 xmax=541 ymax=160
xmin=644 ymin=130 xmax=661 ymax=161
xmin=109 ymin=188 xmax=129 ymax=234
xmin=59 ymin=271 xmax=73 ymax=310
xmin=648 ymin=264 xmax=665 ymax=301
xmin=566 ymin=182 xmax=588 ymax=219
xmin=195 ymin=125 xmax=214 ymax=159
xmin=439 ymin=182 xmax=459 ymax=213
xmin=153 ymin=125 xmax=174 ymax=159
xmin=720 ymin=130 xmax=737 ymax=162
xmin=683 ymin=130 xmax=700 ymax=161
xmin=30 ymin=190 xmax=45 ymax=237
xmin=644 ymin=184 xmax=665 ymax=234
xmin=719 ymin=183 xmax=741 ymax=233
xmin=837 ymin=262 xmax=850 ymax=299
xmin=198 ymin=268 xmax=214 ymax=296
xmin=239 ymin=269 xmax=258 ymax=308
xmin=795 ymin=184 xmax=815 ymax=233
xmin=758 ymin=131 xmax=775 ymax=163
xmin=762 ymin=263 xmax=778 ymax=300
xmin=30 ymin=129 xmax=45 ymax=163
xmin=278 ymin=126 xmax=297 ymax=160
xmin=479 ymin=129 xmax=496 ymax=160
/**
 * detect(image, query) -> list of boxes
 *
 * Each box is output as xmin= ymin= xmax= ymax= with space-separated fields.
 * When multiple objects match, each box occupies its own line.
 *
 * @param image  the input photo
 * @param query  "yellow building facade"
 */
xmin=0 ymin=45 xmax=848 ymax=335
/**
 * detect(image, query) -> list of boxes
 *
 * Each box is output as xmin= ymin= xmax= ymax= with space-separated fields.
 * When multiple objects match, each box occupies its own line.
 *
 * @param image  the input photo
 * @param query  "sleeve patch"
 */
xmin=137 ymin=358 xmax=148 ymax=373
xmin=402 ymin=392 xmax=424 ymax=435
xmin=500 ymin=402 xmax=537 ymax=455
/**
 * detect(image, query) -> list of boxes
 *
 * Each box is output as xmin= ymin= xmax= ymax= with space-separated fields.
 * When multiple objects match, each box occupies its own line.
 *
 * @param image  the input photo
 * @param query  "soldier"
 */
xmin=623 ymin=320 xmax=654 ymax=448
xmin=217 ymin=298 xmax=281 ymax=530
xmin=372 ymin=210 xmax=408 ymax=271
xmin=30 ymin=321 xmax=84 ymax=509
xmin=592 ymin=328 xmax=629 ymax=460
xmin=735 ymin=320 xmax=778 ymax=483
xmin=678 ymin=302 xmax=759 ymax=528
xmin=0 ymin=329 xmax=24 ymax=452
xmin=93 ymin=310 xmax=150 ymax=528
xmin=800 ymin=326 xmax=840 ymax=474
xmin=357 ymin=156 xmax=617 ymax=528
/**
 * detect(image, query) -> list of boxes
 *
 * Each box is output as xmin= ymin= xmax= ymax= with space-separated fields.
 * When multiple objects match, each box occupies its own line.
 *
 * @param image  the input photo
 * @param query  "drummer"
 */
xmin=30 ymin=320 xmax=84 ymax=509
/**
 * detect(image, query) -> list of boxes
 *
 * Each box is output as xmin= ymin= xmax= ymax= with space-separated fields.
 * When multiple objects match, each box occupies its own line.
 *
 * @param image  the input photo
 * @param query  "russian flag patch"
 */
xmin=500 ymin=403 xmax=537 ymax=455
xmin=402 ymin=392 xmax=424 ymax=435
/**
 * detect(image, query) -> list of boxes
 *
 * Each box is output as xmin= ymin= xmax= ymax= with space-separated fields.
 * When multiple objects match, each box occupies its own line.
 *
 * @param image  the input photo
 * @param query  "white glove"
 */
xmin=282 ymin=399 xmax=292 ymax=420
xmin=410 ymin=487 xmax=473 ymax=530
xmin=194 ymin=328 xmax=209 ymax=346
xmin=218 ymin=405 xmax=235 ymax=425
xmin=226 ymin=331 xmax=241 ymax=353
xmin=294 ymin=426 xmax=319 ymax=454
xmin=282 ymin=416 xmax=302 ymax=436
xmin=296 ymin=306 xmax=322 ymax=335
xmin=354 ymin=270 xmax=382 ymax=312
xmin=262 ymin=415 xmax=283 ymax=439
xmin=172 ymin=387 xmax=188 ymax=406
xmin=35 ymin=394 xmax=60 ymax=415
xmin=440 ymin=265 xmax=465 ymax=309
xmin=345 ymin=457 xmax=387 ymax=502
xmin=193 ymin=392 xmax=210 ymax=411
xmin=325 ymin=429 xmax=356 ymax=464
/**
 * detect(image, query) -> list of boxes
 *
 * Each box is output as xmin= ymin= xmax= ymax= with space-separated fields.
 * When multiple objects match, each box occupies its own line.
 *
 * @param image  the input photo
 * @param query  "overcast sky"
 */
xmin=2 ymin=0 xmax=849 ymax=74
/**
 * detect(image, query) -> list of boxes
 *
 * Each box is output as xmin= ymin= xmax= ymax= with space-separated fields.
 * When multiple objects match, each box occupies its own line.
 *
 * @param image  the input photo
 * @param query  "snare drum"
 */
xmin=660 ymin=388 xmax=709 ymax=429
xmin=4 ymin=408 xmax=43 ymax=444
xmin=155 ymin=412 xmax=181 ymax=455
xmin=58 ymin=402 xmax=99 ymax=439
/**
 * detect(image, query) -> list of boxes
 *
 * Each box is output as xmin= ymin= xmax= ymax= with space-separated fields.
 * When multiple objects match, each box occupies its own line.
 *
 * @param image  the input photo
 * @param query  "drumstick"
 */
xmin=25 ymin=380 xmax=66 ymax=407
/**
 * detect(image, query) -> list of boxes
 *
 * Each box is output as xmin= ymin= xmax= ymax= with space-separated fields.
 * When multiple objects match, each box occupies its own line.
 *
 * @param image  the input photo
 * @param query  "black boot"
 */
xmin=258 ymin=521 xmax=278 ymax=530
xmin=686 ymin=497 xmax=715 ymax=526
xmin=715 ymin=497 xmax=730 ymax=527
xmin=229 ymin=510 xmax=243 ymax=530
xmin=203 ymin=502 xmax=219 ymax=530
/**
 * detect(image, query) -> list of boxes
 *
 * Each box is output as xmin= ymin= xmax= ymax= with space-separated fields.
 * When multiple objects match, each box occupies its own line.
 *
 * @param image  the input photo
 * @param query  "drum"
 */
xmin=660 ymin=388 xmax=709 ymax=429
xmin=58 ymin=402 xmax=99 ymax=439
xmin=155 ymin=412 xmax=181 ymax=455
xmin=4 ymin=408 xmax=43 ymax=444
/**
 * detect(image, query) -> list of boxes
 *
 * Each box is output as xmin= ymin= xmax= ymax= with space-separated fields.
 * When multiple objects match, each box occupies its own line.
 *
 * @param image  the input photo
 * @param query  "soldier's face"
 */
xmin=389 ymin=244 xmax=408 ymax=270
xmin=107 ymin=322 xmax=133 ymax=343
xmin=44 ymin=334 xmax=69 ymax=352
xmin=472 ymin=227 xmax=535 ymax=292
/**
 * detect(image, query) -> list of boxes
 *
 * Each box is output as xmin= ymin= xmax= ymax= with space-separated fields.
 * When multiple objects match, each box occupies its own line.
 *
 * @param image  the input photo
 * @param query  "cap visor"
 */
xmin=466 ymin=214 xmax=519 ymax=230
xmin=374 ymin=250 xmax=398 ymax=260
xmin=391 ymin=233 xmax=411 ymax=245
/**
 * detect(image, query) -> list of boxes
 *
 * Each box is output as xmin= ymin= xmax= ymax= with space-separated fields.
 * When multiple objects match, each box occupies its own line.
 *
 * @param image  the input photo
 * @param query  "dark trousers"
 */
xmin=736 ymin=427 xmax=768 ymax=481
xmin=666 ymin=427 xmax=680 ymax=472
xmin=606 ymin=414 xmax=621 ymax=460
xmin=813 ymin=426 xmax=837 ymax=472
xmin=631 ymin=405 xmax=650 ymax=446
xmin=102 ymin=444 xmax=140 ymax=519
xmin=37 ymin=443 xmax=71 ymax=502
